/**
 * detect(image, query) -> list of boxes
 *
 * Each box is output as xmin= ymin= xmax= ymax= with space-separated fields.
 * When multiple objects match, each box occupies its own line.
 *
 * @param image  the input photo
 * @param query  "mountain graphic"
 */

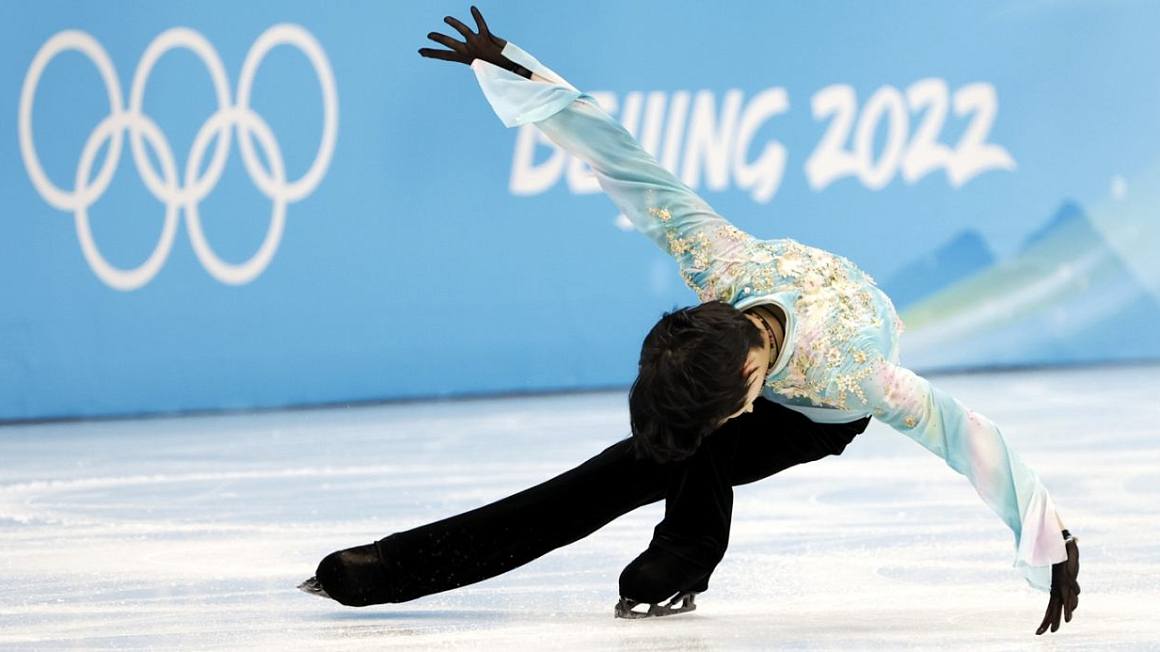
xmin=881 ymin=230 xmax=995 ymax=310
xmin=897 ymin=200 xmax=1160 ymax=370
xmin=1019 ymin=199 xmax=1085 ymax=251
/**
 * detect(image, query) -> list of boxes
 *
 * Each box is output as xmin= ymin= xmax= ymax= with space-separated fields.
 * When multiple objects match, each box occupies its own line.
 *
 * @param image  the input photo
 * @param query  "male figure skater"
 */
xmin=303 ymin=8 xmax=1080 ymax=635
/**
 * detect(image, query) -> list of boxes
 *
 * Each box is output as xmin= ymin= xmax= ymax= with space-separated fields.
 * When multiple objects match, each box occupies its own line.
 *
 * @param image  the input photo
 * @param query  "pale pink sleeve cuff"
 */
xmin=1013 ymin=485 xmax=1068 ymax=591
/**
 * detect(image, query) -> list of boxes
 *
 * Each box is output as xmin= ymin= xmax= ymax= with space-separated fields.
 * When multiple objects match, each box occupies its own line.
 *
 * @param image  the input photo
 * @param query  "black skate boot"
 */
xmin=614 ymin=543 xmax=712 ymax=619
xmin=300 ymin=543 xmax=393 ymax=606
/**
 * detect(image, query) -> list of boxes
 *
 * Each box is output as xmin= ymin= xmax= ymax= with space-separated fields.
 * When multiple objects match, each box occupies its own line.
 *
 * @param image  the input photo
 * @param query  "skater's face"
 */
xmin=721 ymin=316 xmax=773 ymax=423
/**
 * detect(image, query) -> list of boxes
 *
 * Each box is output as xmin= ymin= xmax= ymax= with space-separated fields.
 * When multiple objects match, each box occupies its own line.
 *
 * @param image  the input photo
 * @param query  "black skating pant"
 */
xmin=315 ymin=397 xmax=870 ymax=606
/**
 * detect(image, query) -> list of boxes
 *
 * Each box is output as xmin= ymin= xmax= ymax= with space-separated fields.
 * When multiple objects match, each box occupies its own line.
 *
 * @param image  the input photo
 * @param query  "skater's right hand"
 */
xmin=1035 ymin=530 xmax=1080 ymax=635
xmin=418 ymin=6 xmax=531 ymax=79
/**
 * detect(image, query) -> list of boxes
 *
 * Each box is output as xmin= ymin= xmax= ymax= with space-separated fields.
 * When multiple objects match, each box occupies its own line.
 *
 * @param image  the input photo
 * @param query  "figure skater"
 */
xmin=302 ymin=7 xmax=1080 ymax=635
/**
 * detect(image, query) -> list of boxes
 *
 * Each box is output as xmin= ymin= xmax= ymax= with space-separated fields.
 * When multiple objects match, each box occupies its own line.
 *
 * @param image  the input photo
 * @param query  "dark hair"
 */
xmin=628 ymin=301 xmax=764 ymax=463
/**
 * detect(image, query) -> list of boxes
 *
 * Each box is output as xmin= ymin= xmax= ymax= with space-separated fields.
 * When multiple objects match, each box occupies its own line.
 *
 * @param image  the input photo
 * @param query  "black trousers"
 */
xmin=317 ymin=397 xmax=870 ymax=606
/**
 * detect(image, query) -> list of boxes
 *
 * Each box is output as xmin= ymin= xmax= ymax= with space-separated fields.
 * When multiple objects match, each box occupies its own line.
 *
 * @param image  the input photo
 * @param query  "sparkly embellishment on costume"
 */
xmin=826 ymin=348 xmax=843 ymax=367
xmin=802 ymin=271 xmax=825 ymax=290
xmin=755 ymin=244 xmax=898 ymax=410
xmin=649 ymin=207 xmax=672 ymax=222
xmin=689 ymin=233 xmax=713 ymax=270
xmin=696 ymin=275 xmax=720 ymax=303
xmin=751 ymin=267 xmax=777 ymax=293
xmin=751 ymin=249 xmax=774 ymax=264
xmin=775 ymin=250 xmax=806 ymax=278
xmin=716 ymin=224 xmax=748 ymax=242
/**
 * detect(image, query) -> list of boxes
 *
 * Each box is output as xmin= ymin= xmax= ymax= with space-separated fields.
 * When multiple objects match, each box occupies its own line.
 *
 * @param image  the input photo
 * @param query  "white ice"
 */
xmin=1 ymin=365 xmax=1158 ymax=650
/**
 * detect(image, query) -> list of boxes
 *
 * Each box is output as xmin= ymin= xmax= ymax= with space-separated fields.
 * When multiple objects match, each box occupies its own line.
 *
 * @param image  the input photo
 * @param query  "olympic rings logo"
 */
xmin=19 ymin=25 xmax=338 ymax=290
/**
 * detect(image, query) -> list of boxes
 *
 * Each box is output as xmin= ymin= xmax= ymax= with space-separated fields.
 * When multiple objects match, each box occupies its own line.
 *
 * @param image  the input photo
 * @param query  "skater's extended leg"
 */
xmin=316 ymin=436 xmax=666 ymax=605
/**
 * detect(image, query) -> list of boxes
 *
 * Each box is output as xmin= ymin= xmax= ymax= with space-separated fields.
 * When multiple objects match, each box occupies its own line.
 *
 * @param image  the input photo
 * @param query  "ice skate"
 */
xmin=297 ymin=575 xmax=331 ymax=599
xmin=614 ymin=591 xmax=697 ymax=619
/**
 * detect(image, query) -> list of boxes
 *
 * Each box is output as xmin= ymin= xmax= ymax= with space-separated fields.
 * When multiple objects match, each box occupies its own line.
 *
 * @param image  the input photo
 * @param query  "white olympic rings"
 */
xmin=19 ymin=25 xmax=338 ymax=290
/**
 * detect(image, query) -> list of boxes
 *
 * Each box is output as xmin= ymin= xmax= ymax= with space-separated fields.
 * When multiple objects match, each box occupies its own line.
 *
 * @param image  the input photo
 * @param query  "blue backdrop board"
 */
xmin=2 ymin=1 xmax=1158 ymax=420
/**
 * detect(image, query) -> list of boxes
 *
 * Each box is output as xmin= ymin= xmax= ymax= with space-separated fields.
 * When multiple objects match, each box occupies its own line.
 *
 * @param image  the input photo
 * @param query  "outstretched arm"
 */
xmin=478 ymin=51 xmax=756 ymax=298
xmin=864 ymin=362 xmax=1080 ymax=634
xmin=420 ymin=8 xmax=754 ymax=300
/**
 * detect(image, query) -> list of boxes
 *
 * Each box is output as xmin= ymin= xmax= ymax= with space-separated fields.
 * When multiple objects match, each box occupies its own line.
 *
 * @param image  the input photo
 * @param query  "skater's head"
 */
xmin=629 ymin=301 xmax=768 ymax=463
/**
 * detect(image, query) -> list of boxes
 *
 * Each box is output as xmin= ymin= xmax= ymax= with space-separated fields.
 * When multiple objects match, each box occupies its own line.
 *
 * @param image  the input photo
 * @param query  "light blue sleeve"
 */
xmin=469 ymin=43 xmax=582 ymax=128
xmin=863 ymin=362 xmax=1068 ymax=591
xmin=471 ymin=45 xmax=755 ymax=297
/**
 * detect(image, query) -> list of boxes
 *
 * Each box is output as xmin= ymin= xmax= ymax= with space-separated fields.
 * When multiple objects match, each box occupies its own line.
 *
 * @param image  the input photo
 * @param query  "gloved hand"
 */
xmin=1035 ymin=529 xmax=1080 ymax=635
xmin=418 ymin=6 xmax=532 ymax=79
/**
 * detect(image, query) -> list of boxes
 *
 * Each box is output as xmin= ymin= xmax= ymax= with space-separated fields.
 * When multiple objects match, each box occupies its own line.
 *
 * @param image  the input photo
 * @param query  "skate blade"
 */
xmin=298 ymin=575 xmax=331 ymax=599
xmin=614 ymin=592 xmax=697 ymax=619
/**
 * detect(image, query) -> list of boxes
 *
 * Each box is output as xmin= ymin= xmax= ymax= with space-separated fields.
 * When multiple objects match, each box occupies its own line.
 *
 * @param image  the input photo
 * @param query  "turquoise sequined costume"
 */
xmin=471 ymin=44 xmax=1067 ymax=590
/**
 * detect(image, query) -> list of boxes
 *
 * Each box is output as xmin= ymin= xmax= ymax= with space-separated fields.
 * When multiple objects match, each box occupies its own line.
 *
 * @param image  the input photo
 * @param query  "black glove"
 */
xmin=418 ymin=6 xmax=532 ymax=79
xmin=1035 ymin=529 xmax=1080 ymax=635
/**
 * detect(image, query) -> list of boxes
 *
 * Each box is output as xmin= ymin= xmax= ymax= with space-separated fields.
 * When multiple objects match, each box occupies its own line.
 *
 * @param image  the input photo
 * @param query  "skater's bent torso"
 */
xmin=673 ymin=230 xmax=903 ymax=425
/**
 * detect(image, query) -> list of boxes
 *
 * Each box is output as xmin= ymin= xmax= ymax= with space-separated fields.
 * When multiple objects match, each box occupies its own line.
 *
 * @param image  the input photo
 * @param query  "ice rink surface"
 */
xmin=2 ymin=365 xmax=1158 ymax=650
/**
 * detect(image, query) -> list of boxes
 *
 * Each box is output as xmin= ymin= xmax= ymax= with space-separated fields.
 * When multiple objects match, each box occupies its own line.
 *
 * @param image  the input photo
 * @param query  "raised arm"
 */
xmin=474 ymin=46 xmax=757 ymax=298
xmin=419 ymin=8 xmax=754 ymax=301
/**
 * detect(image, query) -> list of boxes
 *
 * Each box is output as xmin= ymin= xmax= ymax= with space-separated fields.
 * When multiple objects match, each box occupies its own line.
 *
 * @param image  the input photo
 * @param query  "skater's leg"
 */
xmin=618 ymin=398 xmax=871 ymax=605
xmin=619 ymin=425 xmax=739 ymax=603
xmin=729 ymin=400 xmax=870 ymax=486
xmin=316 ymin=436 xmax=669 ymax=605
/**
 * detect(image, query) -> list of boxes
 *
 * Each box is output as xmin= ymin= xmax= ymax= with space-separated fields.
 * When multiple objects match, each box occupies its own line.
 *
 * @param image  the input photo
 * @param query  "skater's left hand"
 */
xmin=1035 ymin=530 xmax=1080 ymax=635
xmin=418 ymin=6 xmax=531 ymax=78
